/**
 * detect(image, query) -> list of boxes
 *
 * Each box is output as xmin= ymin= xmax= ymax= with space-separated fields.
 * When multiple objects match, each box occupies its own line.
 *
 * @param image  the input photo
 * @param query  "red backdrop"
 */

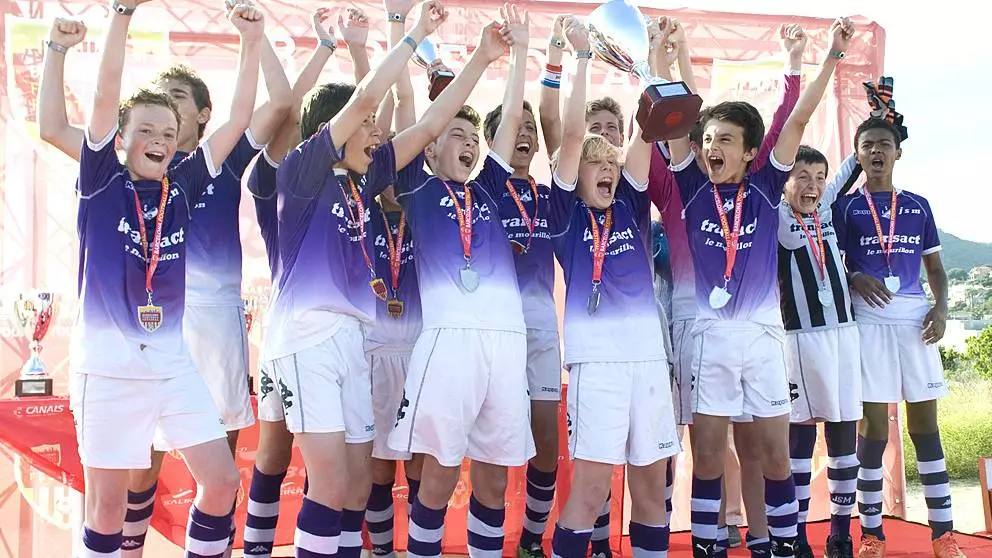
xmin=0 ymin=1 xmax=901 ymax=556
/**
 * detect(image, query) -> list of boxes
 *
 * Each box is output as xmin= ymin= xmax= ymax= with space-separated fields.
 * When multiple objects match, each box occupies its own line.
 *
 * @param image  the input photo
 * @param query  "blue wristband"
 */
xmin=541 ymin=79 xmax=561 ymax=89
xmin=402 ymin=35 xmax=418 ymax=51
xmin=319 ymin=38 xmax=336 ymax=51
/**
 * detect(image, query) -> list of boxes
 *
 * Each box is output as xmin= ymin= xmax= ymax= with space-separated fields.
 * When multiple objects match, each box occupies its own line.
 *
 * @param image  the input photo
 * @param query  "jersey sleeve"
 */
xmin=77 ymin=128 xmax=125 ymax=198
xmin=920 ymin=196 xmax=942 ymax=255
xmin=647 ymin=145 xmax=677 ymax=213
xmin=279 ymin=123 xmax=343 ymax=200
xmin=365 ymin=140 xmax=399 ymax=198
xmin=222 ymin=130 xmax=265 ymax=179
xmin=617 ymin=169 xmax=651 ymax=228
xmin=549 ymin=172 xmax=578 ymax=238
xmin=670 ymin=151 xmax=708 ymax=204
xmin=395 ymin=151 xmax=430 ymax=203
xmin=831 ymin=196 xmax=854 ymax=255
xmin=753 ymin=73 xmax=801 ymax=172
xmin=750 ymin=150 xmax=793 ymax=202
xmin=171 ymin=143 xmax=224 ymax=204
xmin=822 ymin=154 xmax=859 ymax=206
xmin=474 ymin=152 xmax=513 ymax=201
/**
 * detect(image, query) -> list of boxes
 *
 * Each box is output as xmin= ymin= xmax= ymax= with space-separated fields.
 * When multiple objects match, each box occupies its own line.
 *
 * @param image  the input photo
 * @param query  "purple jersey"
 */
xmin=497 ymin=177 xmax=557 ymax=332
xmin=264 ymin=126 xmax=397 ymax=360
xmin=833 ymin=188 xmax=941 ymax=324
xmin=184 ymin=131 xmax=262 ymax=305
xmin=247 ymin=150 xmax=279 ymax=281
xmin=365 ymin=203 xmax=422 ymax=351
xmin=673 ymin=151 xmax=793 ymax=326
xmin=549 ymin=170 xmax=665 ymax=365
xmin=72 ymin=129 xmax=218 ymax=379
xmin=395 ymin=152 xmax=525 ymax=333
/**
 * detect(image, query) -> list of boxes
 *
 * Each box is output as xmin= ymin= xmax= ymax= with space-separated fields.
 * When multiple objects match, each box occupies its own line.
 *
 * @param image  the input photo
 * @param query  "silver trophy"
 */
xmin=14 ymin=292 xmax=58 ymax=397
xmin=412 ymin=38 xmax=455 ymax=101
xmin=587 ymin=0 xmax=702 ymax=141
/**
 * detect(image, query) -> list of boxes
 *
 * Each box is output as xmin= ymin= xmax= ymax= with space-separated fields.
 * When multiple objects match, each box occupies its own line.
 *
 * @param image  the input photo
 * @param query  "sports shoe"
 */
xmin=796 ymin=542 xmax=815 ymax=558
xmin=858 ymin=534 xmax=886 ymax=558
xmin=517 ymin=543 xmax=546 ymax=558
xmin=825 ymin=534 xmax=855 ymax=558
xmin=729 ymin=525 xmax=743 ymax=548
xmin=932 ymin=532 xmax=967 ymax=558
xmin=592 ymin=552 xmax=612 ymax=558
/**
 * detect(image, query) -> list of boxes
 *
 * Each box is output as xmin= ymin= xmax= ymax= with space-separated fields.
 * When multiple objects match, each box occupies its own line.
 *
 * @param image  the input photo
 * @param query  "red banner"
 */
xmin=0 ymin=393 xmax=626 ymax=554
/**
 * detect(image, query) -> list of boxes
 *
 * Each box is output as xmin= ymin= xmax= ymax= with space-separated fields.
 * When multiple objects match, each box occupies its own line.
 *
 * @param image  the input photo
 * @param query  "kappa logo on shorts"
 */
xmin=790 ymin=382 xmax=800 ymax=402
xmin=279 ymin=379 xmax=294 ymax=409
xmin=395 ymin=391 xmax=410 ymax=427
xmin=928 ymin=382 xmax=944 ymax=389
xmin=658 ymin=441 xmax=674 ymax=450
xmin=566 ymin=412 xmax=573 ymax=438
xmin=770 ymin=398 xmax=789 ymax=407
xmin=259 ymin=373 xmax=274 ymax=400
xmin=690 ymin=374 xmax=695 ymax=392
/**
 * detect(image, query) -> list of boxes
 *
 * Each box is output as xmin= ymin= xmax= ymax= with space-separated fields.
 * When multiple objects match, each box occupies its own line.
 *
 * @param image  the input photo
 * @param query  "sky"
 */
xmin=553 ymin=0 xmax=992 ymax=242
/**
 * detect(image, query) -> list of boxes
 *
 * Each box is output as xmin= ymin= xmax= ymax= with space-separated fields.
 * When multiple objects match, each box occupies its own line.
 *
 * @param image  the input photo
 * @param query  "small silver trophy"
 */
xmin=14 ymin=292 xmax=58 ymax=397
xmin=413 ymin=38 xmax=455 ymax=101
xmin=587 ymin=0 xmax=702 ymax=141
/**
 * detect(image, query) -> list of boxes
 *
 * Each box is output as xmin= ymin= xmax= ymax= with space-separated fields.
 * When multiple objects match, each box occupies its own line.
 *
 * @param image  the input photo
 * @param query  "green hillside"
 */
xmin=940 ymin=230 xmax=992 ymax=272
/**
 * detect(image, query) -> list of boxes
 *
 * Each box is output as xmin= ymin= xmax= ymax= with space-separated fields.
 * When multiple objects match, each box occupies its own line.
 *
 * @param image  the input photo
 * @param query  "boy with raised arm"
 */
xmin=40 ymin=9 xmax=290 ymax=554
xmin=483 ymin=84 xmax=559 ymax=558
xmin=776 ymin=145 xmax=861 ymax=558
xmin=62 ymin=1 xmax=263 ymax=557
xmin=833 ymin=117 xmax=966 ymax=558
xmin=548 ymin=18 xmax=679 ymax=558
xmin=665 ymin=17 xmax=855 ymax=558
xmin=386 ymin=7 xmax=535 ymax=557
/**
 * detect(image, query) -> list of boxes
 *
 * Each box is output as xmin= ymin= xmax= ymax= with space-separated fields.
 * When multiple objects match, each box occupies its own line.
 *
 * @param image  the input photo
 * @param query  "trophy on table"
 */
xmin=587 ymin=0 xmax=702 ymax=141
xmin=413 ymin=38 xmax=455 ymax=101
xmin=13 ymin=292 xmax=58 ymax=397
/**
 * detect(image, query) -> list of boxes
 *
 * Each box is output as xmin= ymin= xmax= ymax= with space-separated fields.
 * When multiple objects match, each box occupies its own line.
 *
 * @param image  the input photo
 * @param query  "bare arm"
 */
xmin=490 ymin=6 xmax=530 ymax=163
xmin=539 ymin=15 xmax=567 ymax=157
xmin=664 ymin=17 xmax=695 ymax=167
xmin=340 ymin=8 xmax=371 ymax=83
xmin=386 ymin=0 xmax=417 ymax=133
xmin=624 ymin=18 xmax=670 ymax=186
xmin=773 ymin=19 xmax=852 ymax=166
xmin=89 ymin=2 xmax=144 ymax=141
xmin=247 ymin=36 xmax=293 ymax=145
xmin=38 ymin=18 xmax=85 ymax=160
xmin=923 ymin=252 xmax=948 ymax=344
xmin=553 ymin=19 xmax=590 ymax=186
xmin=203 ymin=5 xmax=264 ymax=171
xmin=391 ymin=22 xmax=504 ymax=169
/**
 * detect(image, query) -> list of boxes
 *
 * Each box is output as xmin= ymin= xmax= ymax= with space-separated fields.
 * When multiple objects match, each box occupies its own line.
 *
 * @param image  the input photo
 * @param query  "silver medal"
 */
xmin=460 ymin=265 xmax=479 ymax=292
xmin=884 ymin=274 xmax=901 ymax=293
xmin=709 ymin=286 xmax=732 ymax=309
xmin=817 ymin=287 xmax=833 ymax=307
xmin=587 ymin=285 xmax=601 ymax=315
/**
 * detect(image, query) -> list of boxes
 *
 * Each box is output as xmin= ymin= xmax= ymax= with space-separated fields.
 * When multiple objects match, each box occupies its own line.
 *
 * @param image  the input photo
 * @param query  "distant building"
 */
xmin=941 ymin=319 xmax=992 ymax=351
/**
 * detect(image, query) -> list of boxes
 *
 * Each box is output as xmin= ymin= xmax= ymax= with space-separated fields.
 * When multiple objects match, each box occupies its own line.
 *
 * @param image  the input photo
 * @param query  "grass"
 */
xmin=902 ymin=378 xmax=992 ymax=481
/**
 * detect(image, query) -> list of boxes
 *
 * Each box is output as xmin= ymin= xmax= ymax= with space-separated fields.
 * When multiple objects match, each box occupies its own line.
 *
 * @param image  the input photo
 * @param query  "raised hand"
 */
xmin=563 ymin=16 xmax=589 ymax=52
xmin=668 ymin=17 xmax=687 ymax=44
xmin=413 ymin=0 xmax=449 ymax=37
xmin=311 ymin=7 xmax=336 ymax=43
xmin=230 ymin=3 xmax=265 ymax=39
xmin=498 ymin=4 xmax=529 ymax=50
xmin=338 ymin=7 xmax=370 ymax=47
xmin=830 ymin=16 xmax=855 ymax=53
xmin=647 ymin=16 xmax=664 ymax=51
xmin=476 ymin=20 xmax=508 ymax=63
xmin=551 ymin=14 xmax=568 ymax=42
xmin=779 ymin=23 xmax=807 ymax=57
xmin=384 ymin=0 xmax=416 ymax=18
xmin=50 ymin=18 xmax=87 ymax=48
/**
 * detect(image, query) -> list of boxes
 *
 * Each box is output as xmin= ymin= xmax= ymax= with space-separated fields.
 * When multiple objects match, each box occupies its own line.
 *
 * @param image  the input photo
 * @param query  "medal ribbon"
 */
xmin=132 ymin=177 xmax=170 ymax=302
xmin=339 ymin=176 xmax=376 ymax=278
xmin=381 ymin=210 xmax=406 ymax=294
xmin=712 ymin=182 xmax=747 ymax=285
xmin=587 ymin=207 xmax=614 ymax=285
xmin=444 ymin=182 xmax=473 ymax=263
xmin=505 ymin=177 xmax=540 ymax=253
xmin=863 ymin=188 xmax=898 ymax=272
xmin=793 ymin=210 xmax=827 ymax=283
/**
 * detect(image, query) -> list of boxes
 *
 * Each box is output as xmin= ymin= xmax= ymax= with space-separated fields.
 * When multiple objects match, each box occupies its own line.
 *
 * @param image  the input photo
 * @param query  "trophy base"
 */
xmin=428 ymin=71 xmax=455 ymax=101
xmin=636 ymin=81 xmax=703 ymax=142
xmin=15 ymin=377 xmax=54 ymax=397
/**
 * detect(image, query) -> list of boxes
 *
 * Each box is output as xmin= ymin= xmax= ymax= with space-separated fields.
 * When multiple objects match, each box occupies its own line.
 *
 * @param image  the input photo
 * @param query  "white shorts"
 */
xmin=670 ymin=319 xmax=696 ymax=425
xmin=691 ymin=321 xmax=791 ymax=419
xmin=388 ymin=328 xmax=534 ymax=467
xmin=787 ymin=325 xmax=863 ymax=422
xmin=268 ymin=320 xmax=375 ymax=441
xmin=858 ymin=323 xmax=948 ymax=403
xmin=69 ymin=373 xmax=226 ymax=469
xmin=526 ymin=329 xmax=562 ymax=402
xmin=567 ymin=360 xmax=681 ymax=466
xmin=257 ymin=360 xmax=284 ymax=423
xmin=370 ymin=350 xmax=413 ymax=461
xmin=184 ymin=304 xmax=255 ymax=431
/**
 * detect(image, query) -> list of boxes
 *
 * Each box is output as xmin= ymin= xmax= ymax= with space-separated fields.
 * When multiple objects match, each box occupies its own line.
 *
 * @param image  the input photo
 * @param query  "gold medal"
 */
xmin=370 ymin=277 xmax=388 ymax=301
xmin=137 ymin=303 xmax=163 ymax=332
xmin=387 ymin=298 xmax=405 ymax=318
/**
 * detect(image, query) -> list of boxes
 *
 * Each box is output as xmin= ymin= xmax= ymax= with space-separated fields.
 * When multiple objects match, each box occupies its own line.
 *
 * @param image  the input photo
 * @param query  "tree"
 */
xmin=948 ymin=268 xmax=968 ymax=283
xmin=965 ymin=325 xmax=992 ymax=380
xmin=939 ymin=345 xmax=965 ymax=372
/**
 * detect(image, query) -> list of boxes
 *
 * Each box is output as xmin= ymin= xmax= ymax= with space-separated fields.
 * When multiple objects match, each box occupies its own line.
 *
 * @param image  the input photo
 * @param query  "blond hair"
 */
xmin=550 ymin=134 xmax=622 ymax=173
xmin=585 ymin=97 xmax=625 ymax=131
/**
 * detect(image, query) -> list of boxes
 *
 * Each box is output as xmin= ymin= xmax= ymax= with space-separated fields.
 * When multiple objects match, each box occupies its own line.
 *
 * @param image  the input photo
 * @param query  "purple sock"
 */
xmin=407 ymin=477 xmax=421 ymax=511
xmin=520 ymin=464 xmax=557 ymax=550
xmin=186 ymin=505 xmax=233 ymax=558
xmin=467 ymin=495 xmax=505 ymax=557
xmin=629 ymin=522 xmax=670 ymax=557
xmin=295 ymin=497 xmax=342 ymax=558
xmin=763 ymin=477 xmax=798 ymax=557
xmin=122 ymin=482 xmax=157 ymax=553
xmin=856 ymin=435 xmax=887 ymax=540
xmin=244 ymin=467 xmax=286 ymax=557
xmin=825 ymin=421 xmax=858 ymax=539
xmin=365 ymin=482 xmax=395 ymax=556
xmin=82 ymin=527 xmax=123 ymax=558
xmin=910 ymin=431 xmax=954 ymax=540
xmin=552 ymin=524 xmax=592 ymax=558
xmin=407 ymin=496 xmax=446 ymax=558
xmin=337 ymin=509 xmax=365 ymax=558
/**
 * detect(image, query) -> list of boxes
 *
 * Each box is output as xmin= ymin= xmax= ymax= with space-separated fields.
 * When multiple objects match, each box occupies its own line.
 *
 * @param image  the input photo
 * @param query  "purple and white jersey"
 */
xmin=833 ymin=188 xmax=941 ymax=325
xmin=365 ymin=203 xmax=422 ymax=351
xmin=247 ymin=150 xmax=280 ymax=281
xmin=672 ymin=151 xmax=793 ymax=326
xmin=72 ymin=128 xmax=219 ymax=379
xmin=184 ymin=130 xmax=262 ymax=306
xmin=396 ymin=152 xmax=525 ymax=333
xmin=549 ymin=169 xmax=665 ymax=365
xmin=264 ymin=126 xmax=397 ymax=359
xmin=497 ymin=177 xmax=557 ymax=332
